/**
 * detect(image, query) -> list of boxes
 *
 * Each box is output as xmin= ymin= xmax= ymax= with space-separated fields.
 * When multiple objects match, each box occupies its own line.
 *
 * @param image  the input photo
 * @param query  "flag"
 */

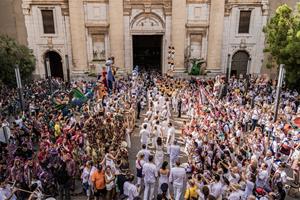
xmin=72 ymin=88 xmax=86 ymax=100
xmin=107 ymin=66 xmax=114 ymax=82
xmin=55 ymin=103 xmax=67 ymax=110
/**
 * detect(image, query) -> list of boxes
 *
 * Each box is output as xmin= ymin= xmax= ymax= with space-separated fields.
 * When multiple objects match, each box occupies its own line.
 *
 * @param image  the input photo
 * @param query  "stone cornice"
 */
xmin=186 ymin=22 xmax=209 ymax=28
xmin=26 ymin=0 xmax=68 ymax=5
xmin=224 ymin=0 xmax=267 ymax=16
xmin=186 ymin=0 xmax=210 ymax=4
xmin=85 ymin=23 xmax=109 ymax=34
xmin=83 ymin=0 xmax=108 ymax=2
xmin=124 ymin=0 xmax=172 ymax=16
xmin=186 ymin=22 xmax=209 ymax=36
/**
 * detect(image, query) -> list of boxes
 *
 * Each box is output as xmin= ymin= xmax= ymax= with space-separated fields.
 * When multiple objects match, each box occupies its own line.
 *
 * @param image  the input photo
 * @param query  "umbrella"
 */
xmin=0 ymin=126 xmax=11 ymax=143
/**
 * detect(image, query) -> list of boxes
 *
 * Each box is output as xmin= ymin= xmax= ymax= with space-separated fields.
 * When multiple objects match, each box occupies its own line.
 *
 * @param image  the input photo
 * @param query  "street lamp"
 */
xmin=14 ymin=64 xmax=24 ymax=111
xmin=274 ymin=64 xmax=285 ymax=122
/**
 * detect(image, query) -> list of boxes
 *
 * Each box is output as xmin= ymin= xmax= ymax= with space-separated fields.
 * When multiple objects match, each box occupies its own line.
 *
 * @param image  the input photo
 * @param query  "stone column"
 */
xmin=68 ymin=0 xmax=87 ymax=71
xmin=171 ymin=0 xmax=186 ymax=72
xmin=123 ymin=15 xmax=131 ymax=72
xmin=207 ymin=0 xmax=225 ymax=72
xmin=109 ymin=0 xmax=125 ymax=70
xmin=164 ymin=15 xmax=172 ymax=73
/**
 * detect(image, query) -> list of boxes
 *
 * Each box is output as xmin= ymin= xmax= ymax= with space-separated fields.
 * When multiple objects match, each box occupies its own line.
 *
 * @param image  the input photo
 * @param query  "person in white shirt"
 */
xmin=256 ymin=163 xmax=269 ymax=190
xmin=209 ymin=174 xmax=223 ymax=199
xmin=123 ymin=175 xmax=139 ymax=200
xmin=228 ymin=184 xmax=244 ymax=200
xmin=140 ymin=124 xmax=150 ymax=147
xmin=142 ymin=155 xmax=158 ymax=200
xmin=81 ymin=161 xmax=97 ymax=197
xmin=251 ymin=108 xmax=259 ymax=131
xmin=161 ymin=118 xmax=169 ymax=139
xmin=169 ymin=159 xmax=186 ymax=200
xmin=264 ymin=151 xmax=274 ymax=174
xmin=228 ymin=167 xmax=240 ymax=184
xmin=142 ymin=118 xmax=152 ymax=134
xmin=161 ymin=106 xmax=168 ymax=121
xmin=243 ymin=174 xmax=255 ymax=200
xmin=169 ymin=141 xmax=181 ymax=167
xmin=137 ymin=144 xmax=150 ymax=162
xmin=166 ymin=122 xmax=176 ymax=154
xmin=81 ymin=161 xmax=93 ymax=199
xmin=159 ymin=94 xmax=165 ymax=110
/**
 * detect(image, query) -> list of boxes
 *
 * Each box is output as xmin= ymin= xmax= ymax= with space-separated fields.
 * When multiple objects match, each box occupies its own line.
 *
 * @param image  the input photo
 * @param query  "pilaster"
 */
xmin=109 ymin=0 xmax=125 ymax=69
xmin=171 ymin=0 xmax=186 ymax=72
xmin=68 ymin=0 xmax=88 ymax=71
xmin=207 ymin=0 xmax=225 ymax=72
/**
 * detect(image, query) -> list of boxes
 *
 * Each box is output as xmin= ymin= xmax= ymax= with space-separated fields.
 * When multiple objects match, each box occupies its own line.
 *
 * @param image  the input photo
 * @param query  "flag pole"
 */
xmin=274 ymin=64 xmax=285 ymax=122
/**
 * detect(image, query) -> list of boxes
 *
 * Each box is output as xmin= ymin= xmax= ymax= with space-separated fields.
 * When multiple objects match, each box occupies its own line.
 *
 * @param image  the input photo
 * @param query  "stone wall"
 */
xmin=20 ymin=0 xmax=276 ymax=79
xmin=0 ymin=0 xmax=27 ymax=45
xmin=22 ymin=1 xmax=73 ymax=80
xmin=221 ymin=5 xmax=268 ymax=75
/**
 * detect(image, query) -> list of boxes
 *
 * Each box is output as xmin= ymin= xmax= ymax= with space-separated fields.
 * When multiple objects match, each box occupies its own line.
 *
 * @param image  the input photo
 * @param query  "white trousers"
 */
xmin=143 ymin=182 xmax=155 ymax=200
xmin=170 ymin=156 xmax=178 ymax=168
xmin=173 ymin=185 xmax=183 ymax=200
xmin=137 ymin=177 xmax=143 ymax=186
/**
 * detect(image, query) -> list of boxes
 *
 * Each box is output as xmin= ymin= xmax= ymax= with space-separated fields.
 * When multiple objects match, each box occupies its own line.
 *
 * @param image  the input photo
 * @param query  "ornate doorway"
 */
xmin=132 ymin=35 xmax=162 ymax=72
xmin=45 ymin=51 xmax=64 ymax=80
xmin=231 ymin=51 xmax=249 ymax=77
xmin=128 ymin=12 xmax=166 ymax=73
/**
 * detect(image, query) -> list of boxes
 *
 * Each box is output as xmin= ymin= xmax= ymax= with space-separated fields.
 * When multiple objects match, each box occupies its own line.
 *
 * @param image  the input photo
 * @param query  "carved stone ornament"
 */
xmin=131 ymin=14 xmax=164 ymax=32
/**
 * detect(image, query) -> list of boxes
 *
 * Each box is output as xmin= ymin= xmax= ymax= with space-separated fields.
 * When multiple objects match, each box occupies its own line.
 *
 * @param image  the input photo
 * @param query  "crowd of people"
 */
xmin=0 ymin=58 xmax=299 ymax=200
xmin=133 ymin=74 xmax=300 ymax=200
xmin=0 ymin=58 xmax=151 ymax=200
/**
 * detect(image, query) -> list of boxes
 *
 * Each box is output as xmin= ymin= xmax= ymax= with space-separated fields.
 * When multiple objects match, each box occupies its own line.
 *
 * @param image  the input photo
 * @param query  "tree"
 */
xmin=263 ymin=4 xmax=300 ymax=90
xmin=0 ymin=35 xmax=35 ymax=86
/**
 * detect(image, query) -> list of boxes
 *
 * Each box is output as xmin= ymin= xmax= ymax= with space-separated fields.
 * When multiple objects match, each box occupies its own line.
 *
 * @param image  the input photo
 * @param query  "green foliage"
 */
xmin=264 ymin=4 xmax=300 ymax=90
xmin=189 ymin=58 xmax=205 ymax=75
xmin=0 ymin=35 xmax=35 ymax=86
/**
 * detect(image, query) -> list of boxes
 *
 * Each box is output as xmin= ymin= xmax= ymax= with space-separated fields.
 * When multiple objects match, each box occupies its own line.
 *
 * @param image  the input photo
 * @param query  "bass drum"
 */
xmin=45 ymin=198 xmax=56 ymax=200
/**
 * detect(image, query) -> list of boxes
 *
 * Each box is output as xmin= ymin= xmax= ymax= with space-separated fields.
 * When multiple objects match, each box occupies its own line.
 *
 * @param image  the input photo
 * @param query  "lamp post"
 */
xmin=274 ymin=64 xmax=285 ymax=122
xmin=45 ymin=57 xmax=53 ymax=94
xmin=14 ymin=64 xmax=24 ymax=111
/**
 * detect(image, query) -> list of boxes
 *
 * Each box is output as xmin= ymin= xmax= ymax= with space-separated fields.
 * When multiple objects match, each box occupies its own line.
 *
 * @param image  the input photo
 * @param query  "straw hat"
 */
xmin=121 ymin=141 xmax=128 ymax=148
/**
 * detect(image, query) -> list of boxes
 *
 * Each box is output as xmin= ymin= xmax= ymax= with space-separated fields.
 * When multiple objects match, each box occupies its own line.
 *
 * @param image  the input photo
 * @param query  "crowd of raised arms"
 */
xmin=0 ymin=62 xmax=299 ymax=200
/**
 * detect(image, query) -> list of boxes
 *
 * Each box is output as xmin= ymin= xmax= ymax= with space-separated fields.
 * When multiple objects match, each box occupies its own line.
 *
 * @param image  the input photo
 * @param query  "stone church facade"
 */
xmin=21 ymin=0 xmax=269 ymax=80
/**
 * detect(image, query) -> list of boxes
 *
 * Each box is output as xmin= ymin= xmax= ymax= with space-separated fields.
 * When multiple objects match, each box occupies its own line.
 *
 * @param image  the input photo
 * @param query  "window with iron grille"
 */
xmin=41 ymin=10 xmax=55 ymax=34
xmin=238 ymin=10 xmax=251 ymax=34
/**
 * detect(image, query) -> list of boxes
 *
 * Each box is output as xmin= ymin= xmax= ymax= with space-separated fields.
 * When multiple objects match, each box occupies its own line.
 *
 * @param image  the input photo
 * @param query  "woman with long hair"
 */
xmin=155 ymin=137 xmax=164 ymax=168
xmin=136 ymin=153 xmax=145 ymax=192
xmin=158 ymin=161 xmax=170 ymax=196
xmin=105 ymin=166 xmax=116 ymax=200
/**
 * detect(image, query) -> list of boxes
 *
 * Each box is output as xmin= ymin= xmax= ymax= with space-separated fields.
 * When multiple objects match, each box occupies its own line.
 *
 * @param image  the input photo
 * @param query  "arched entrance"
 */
xmin=44 ymin=51 xmax=64 ymax=80
xmin=130 ymin=13 xmax=165 ymax=72
xmin=231 ymin=51 xmax=249 ymax=77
